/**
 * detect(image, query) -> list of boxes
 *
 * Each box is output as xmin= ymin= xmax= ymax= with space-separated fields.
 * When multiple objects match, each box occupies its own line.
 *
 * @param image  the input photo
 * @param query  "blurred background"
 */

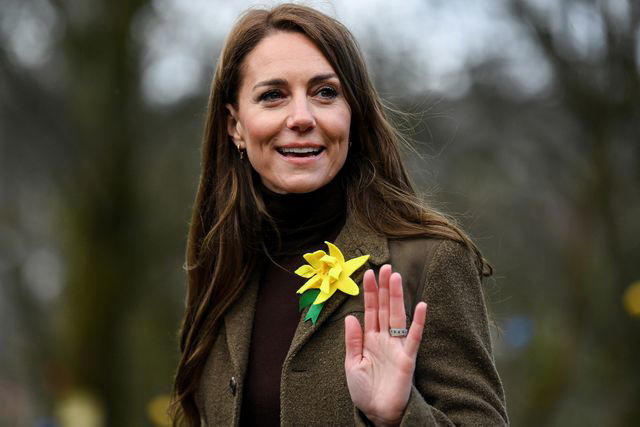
xmin=1 ymin=0 xmax=639 ymax=425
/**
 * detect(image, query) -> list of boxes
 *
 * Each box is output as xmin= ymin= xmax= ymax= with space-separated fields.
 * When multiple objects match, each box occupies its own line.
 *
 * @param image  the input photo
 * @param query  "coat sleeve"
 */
xmin=355 ymin=239 xmax=508 ymax=426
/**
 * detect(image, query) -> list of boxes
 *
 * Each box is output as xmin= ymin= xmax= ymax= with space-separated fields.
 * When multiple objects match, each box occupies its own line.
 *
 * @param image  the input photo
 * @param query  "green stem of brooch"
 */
xmin=298 ymin=288 xmax=324 ymax=325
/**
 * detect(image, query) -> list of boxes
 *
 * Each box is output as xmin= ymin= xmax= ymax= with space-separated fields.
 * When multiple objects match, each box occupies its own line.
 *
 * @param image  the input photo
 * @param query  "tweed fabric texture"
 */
xmin=196 ymin=214 xmax=508 ymax=426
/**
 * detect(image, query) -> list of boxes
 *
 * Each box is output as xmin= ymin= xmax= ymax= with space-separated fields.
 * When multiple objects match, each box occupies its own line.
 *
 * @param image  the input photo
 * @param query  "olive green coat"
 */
xmin=196 ymin=215 xmax=508 ymax=426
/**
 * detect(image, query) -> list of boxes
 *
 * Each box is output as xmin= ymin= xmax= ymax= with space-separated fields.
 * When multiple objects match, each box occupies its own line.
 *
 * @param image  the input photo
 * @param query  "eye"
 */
xmin=259 ymin=89 xmax=283 ymax=102
xmin=316 ymin=86 xmax=338 ymax=99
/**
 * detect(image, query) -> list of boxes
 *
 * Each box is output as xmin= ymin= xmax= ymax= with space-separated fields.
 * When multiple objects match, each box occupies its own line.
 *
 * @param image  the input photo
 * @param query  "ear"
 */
xmin=226 ymin=104 xmax=243 ymax=146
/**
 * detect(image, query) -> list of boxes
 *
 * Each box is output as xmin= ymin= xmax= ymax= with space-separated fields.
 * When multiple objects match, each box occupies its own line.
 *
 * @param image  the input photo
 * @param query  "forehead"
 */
xmin=240 ymin=31 xmax=337 ymax=86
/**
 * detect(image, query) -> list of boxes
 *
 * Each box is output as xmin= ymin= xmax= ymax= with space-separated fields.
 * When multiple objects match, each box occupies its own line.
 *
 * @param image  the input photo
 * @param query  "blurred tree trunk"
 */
xmin=511 ymin=1 xmax=640 ymax=424
xmin=56 ymin=0 xmax=149 ymax=424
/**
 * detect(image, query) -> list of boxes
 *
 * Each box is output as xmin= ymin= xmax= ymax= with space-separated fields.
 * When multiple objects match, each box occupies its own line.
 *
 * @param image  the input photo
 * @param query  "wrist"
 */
xmin=363 ymin=412 xmax=401 ymax=427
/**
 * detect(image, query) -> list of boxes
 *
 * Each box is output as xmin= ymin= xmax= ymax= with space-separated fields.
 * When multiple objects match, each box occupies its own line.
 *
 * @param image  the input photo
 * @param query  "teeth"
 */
xmin=278 ymin=147 xmax=322 ymax=154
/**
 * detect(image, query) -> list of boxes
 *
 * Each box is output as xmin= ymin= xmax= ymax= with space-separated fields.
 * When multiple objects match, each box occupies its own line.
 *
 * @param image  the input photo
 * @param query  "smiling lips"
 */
xmin=276 ymin=146 xmax=325 ymax=157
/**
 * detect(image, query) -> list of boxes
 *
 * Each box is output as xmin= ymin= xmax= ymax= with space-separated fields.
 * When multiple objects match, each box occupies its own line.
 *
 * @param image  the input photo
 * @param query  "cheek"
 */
xmin=241 ymin=112 xmax=283 ymax=147
xmin=325 ymin=107 xmax=351 ymax=141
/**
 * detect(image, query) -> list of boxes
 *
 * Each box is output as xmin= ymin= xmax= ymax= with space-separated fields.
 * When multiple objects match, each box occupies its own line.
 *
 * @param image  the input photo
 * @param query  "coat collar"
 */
xmin=285 ymin=213 xmax=389 ymax=362
xmin=223 ymin=213 xmax=390 ymax=378
xmin=223 ymin=267 xmax=260 ymax=376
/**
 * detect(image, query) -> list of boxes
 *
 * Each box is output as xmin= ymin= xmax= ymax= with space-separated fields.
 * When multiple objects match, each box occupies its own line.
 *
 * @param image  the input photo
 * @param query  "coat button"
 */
xmin=229 ymin=376 xmax=237 ymax=395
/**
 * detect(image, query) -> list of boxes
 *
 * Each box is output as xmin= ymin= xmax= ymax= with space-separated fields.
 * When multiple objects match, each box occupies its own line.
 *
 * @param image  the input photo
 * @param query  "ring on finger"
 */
xmin=389 ymin=328 xmax=408 ymax=337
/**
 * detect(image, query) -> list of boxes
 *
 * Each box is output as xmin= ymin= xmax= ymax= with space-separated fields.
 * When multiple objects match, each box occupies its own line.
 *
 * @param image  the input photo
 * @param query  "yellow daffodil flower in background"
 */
xmin=295 ymin=241 xmax=370 ymax=305
xmin=623 ymin=280 xmax=640 ymax=317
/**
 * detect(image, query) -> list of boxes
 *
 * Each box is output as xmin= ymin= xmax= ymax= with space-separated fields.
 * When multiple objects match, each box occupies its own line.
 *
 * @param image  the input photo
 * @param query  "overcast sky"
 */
xmin=138 ymin=0 xmax=556 ymax=105
xmin=2 ymin=0 xmax=621 ymax=106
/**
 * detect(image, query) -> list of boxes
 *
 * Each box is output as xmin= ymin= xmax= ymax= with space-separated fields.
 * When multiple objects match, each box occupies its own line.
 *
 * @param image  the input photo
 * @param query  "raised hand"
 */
xmin=344 ymin=265 xmax=428 ymax=426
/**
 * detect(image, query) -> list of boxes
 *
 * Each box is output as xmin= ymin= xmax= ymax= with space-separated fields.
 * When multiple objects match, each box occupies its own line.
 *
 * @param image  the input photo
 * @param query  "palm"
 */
xmin=344 ymin=266 xmax=427 ymax=426
xmin=347 ymin=330 xmax=416 ymax=418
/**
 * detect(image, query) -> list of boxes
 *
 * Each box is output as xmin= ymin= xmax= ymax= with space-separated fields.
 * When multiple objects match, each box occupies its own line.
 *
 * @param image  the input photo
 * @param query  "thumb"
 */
xmin=344 ymin=315 xmax=363 ymax=367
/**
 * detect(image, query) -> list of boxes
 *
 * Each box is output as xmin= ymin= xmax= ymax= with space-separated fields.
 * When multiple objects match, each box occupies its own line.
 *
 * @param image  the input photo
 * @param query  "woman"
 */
xmin=172 ymin=4 xmax=508 ymax=426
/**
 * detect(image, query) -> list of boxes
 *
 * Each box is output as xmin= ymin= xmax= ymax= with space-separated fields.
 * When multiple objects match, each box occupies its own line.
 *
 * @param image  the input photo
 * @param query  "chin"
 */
xmin=282 ymin=184 xmax=322 ymax=194
xmin=275 ymin=177 xmax=328 ymax=194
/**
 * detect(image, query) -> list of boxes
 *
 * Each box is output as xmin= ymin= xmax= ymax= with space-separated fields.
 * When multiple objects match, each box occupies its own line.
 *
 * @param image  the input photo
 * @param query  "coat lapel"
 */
xmin=224 ymin=268 xmax=260 ymax=377
xmin=285 ymin=214 xmax=390 ymax=361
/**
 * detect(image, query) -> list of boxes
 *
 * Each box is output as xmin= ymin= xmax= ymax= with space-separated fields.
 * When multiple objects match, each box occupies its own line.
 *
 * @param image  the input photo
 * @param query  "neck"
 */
xmin=260 ymin=178 xmax=346 ymax=256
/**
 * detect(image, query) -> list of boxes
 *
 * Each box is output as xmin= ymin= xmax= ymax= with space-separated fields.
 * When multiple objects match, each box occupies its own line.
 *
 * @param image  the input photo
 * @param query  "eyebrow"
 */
xmin=252 ymin=73 xmax=339 ymax=90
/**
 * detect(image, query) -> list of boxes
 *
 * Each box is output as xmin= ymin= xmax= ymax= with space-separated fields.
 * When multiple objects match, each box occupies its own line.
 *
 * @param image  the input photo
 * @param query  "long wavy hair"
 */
xmin=172 ymin=3 xmax=491 ymax=425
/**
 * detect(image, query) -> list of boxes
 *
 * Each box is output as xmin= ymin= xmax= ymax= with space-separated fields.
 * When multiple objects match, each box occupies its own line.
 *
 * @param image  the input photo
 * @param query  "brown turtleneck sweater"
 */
xmin=239 ymin=179 xmax=346 ymax=427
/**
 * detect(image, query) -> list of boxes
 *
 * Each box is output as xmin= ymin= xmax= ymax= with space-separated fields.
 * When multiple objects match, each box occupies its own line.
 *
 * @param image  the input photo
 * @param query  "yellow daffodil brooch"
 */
xmin=295 ymin=241 xmax=369 ymax=325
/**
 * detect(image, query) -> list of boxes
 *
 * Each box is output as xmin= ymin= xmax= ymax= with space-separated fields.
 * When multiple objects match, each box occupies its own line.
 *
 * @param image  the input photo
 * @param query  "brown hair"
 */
xmin=172 ymin=3 xmax=491 ymax=425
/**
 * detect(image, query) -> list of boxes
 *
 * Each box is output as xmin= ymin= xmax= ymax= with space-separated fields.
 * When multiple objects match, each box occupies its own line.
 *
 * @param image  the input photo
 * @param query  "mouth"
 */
xmin=276 ymin=146 xmax=325 ymax=158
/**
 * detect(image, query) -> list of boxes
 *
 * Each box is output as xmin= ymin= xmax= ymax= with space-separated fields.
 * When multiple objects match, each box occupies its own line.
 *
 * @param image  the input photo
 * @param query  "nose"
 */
xmin=286 ymin=96 xmax=315 ymax=132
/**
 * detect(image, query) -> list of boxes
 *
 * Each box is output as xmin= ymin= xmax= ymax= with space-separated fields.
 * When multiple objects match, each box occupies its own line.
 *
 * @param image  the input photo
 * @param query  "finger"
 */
xmin=377 ymin=264 xmax=392 ymax=332
xmin=404 ymin=302 xmax=427 ymax=357
xmin=363 ymin=269 xmax=379 ymax=333
xmin=344 ymin=315 xmax=364 ymax=367
xmin=388 ymin=272 xmax=406 ymax=329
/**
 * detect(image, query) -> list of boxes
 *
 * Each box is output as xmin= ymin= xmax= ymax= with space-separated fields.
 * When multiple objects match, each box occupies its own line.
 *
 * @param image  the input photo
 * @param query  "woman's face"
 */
xmin=227 ymin=31 xmax=351 ymax=194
